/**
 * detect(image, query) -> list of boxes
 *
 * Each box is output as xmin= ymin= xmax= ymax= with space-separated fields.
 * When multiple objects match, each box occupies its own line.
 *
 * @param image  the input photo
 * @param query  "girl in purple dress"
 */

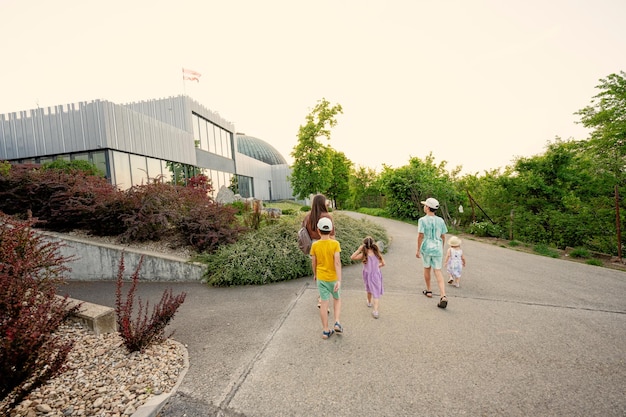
xmin=350 ymin=236 xmax=386 ymax=319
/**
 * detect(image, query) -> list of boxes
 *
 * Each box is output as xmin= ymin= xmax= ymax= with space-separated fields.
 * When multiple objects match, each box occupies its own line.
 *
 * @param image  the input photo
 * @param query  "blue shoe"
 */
xmin=322 ymin=329 xmax=334 ymax=339
xmin=333 ymin=322 xmax=343 ymax=333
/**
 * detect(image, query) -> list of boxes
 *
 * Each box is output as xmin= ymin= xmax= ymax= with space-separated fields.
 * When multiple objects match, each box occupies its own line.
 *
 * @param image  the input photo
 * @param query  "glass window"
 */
xmin=161 ymin=160 xmax=173 ymax=184
xmin=72 ymin=153 xmax=89 ymax=161
xmin=57 ymin=154 xmax=71 ymax=161
xmin=129 ymin=154 xmax=148 ymax=186
xmin=216 ymin=128 xmax=223 ymax=157
xmin=146 ymin=157 xmax=162 ymax=182
xmin=207 ymin=122 xmax=216 ymax=154
xmin=199 ymin=119 xmax=208 ymax=151
xmin=112 ymin=151 xmax=131 ymax=190
xmin=91 ymin=151 xmax=108 ymax=178
xmin=192 ymin=114 xmax=200 ymax=148
xmin=223 ymin=130 xmax=232 ymax=159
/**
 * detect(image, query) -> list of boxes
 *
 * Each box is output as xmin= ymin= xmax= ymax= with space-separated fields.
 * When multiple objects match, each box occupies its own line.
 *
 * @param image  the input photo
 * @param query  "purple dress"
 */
xmin=362 ymin=254 xmax=384 ymax=298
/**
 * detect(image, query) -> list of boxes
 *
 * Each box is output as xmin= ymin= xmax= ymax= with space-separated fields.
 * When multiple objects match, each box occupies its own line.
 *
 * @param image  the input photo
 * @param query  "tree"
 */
xmin=379 ymin=154 xmax=460 ymax=221
xmin=326 ymin=149 xmax=352 ymax=209
xmin=348 ymin=166 xmax=382 ymax=209
xmin=289 ymin=98 xmax=343 ymax=200
xmin=575 ymin=71 xmax=626 ymax=259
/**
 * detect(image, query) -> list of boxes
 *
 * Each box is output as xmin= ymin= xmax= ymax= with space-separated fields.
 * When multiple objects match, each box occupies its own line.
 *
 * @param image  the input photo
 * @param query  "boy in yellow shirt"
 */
xmin=310 ymin=217 xmax=343 ymax=339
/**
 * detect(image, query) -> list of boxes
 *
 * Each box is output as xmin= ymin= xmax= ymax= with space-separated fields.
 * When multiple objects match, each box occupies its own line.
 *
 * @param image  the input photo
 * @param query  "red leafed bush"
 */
xmin=0 ymin=214 xmax=79 ymax=414
xmin=115 ymin=254 xmax=187 ymax=353
xmin=177 ymin=202 xmax=247 ymax=253
xmin=0 ymin=162 xmax=117 ymax=231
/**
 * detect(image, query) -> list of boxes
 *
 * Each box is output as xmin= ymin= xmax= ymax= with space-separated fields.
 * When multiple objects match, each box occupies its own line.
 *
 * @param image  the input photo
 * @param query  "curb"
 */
xmin=132 ymin=340 xmax=190 ymax=417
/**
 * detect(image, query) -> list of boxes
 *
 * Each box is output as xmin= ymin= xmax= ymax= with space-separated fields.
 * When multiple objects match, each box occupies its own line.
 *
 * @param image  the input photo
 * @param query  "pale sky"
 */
xmin=1 ymin=0 xmax=625 ymax=175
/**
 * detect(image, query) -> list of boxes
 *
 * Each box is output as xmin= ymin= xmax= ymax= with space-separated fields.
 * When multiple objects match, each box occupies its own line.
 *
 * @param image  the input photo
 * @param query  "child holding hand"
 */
xmin=444 ymin=236 xmax=466 ymax=288
xmin=351 ymin=236 xmax=385 ymax=319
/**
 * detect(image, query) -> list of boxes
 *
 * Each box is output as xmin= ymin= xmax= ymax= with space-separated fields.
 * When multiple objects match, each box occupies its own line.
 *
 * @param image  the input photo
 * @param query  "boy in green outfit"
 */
xmin=310 ymin=217 xmax=343 ymax=339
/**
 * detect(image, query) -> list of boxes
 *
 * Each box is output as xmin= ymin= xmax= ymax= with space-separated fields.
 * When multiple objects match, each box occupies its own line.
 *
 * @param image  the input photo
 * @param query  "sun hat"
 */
xmin=421 ymin=197 xmax=440 ymax=209
xmin=317 ymin=217 xmax=333 ymax=232
xmin=448 ymin=236 xmax=462 ymax=247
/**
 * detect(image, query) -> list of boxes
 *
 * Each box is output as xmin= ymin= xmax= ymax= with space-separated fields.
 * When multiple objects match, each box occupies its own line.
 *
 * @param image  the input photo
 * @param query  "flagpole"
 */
xmin=182 ymin=67 xmax=187 ymax=96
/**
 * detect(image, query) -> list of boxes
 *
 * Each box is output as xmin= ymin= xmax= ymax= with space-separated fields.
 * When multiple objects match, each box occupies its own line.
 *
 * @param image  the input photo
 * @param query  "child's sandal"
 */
xmin=322 ymin=329 xmax=334 ymax=339
xmin=422 ymin=290 xmax=433 ymax=298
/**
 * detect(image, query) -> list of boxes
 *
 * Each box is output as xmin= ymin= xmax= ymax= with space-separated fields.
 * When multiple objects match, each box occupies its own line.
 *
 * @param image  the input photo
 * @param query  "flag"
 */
xmin=182 ymin=68 xmax=201 ymax=82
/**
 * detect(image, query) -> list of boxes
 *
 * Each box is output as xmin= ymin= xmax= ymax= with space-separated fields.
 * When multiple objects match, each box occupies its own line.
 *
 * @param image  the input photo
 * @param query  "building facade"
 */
xmin=0 ymin=95 xmax=294 ymax=201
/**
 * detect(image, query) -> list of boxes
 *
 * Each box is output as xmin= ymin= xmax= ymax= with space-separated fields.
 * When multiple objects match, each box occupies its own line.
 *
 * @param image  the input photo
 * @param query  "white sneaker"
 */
xmin=372 ymin=311 xmax=379 ymax=319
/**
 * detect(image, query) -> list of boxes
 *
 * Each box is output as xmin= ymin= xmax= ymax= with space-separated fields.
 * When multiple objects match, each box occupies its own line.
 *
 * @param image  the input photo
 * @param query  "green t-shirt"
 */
xmin=418 ymin=215 xmax=448 ymax=256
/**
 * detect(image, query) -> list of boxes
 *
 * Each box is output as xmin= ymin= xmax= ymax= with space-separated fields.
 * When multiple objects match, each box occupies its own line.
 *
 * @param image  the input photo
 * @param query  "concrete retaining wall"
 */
xmin=40 ymin=232 xmax=205 ymax=282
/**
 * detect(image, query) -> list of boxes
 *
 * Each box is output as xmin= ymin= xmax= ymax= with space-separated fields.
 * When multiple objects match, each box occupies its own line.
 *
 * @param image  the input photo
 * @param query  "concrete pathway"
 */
xmin=61 ymin=213 xmax=626 ymax=417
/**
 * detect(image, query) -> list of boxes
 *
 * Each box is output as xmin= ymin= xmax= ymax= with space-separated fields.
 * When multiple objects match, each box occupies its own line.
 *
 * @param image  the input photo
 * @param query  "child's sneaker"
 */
xmin=372 ymin=311 xmax=379 ymax=319
xmin=333 ymin=322 xmax=343 ymax=333
xmin=367 ymin=302 xmax=373 ymax=308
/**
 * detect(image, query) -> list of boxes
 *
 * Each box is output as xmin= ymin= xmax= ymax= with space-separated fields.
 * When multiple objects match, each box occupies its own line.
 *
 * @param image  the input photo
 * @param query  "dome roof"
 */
xmin=236 ymin=134 xmax=288 ymax=165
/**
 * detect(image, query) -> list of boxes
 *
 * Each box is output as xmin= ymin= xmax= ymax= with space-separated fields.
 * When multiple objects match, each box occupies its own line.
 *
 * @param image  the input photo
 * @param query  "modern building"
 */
xmin=0 ymin=95 xmax=294 ymax=201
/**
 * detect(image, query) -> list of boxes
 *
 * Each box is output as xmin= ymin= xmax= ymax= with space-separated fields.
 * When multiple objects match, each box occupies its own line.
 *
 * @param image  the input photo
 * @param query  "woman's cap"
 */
xmin=448 ymin=236 xmax=462 ymax=246
xmin=421 ymin=197 xmax=440 ymax=209
xmin=317 ymin=217 xmax=333 ymax=232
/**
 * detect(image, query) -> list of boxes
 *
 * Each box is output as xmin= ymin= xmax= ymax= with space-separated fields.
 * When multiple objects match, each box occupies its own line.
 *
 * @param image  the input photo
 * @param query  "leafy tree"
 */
xmin=575 ymin=71 xmax=626 ymax=257
xmin=326 ymin=149 xmax=352 ymax=209
xmin=289 ymin=98 xmax=343 ymax=199
xmin=347 ymin=166 xmax=382 ymax=209
xmin=379 ymin=154 xmax=460 ymax=221
xmin=575 ymin=71 xmax=626 ymax=180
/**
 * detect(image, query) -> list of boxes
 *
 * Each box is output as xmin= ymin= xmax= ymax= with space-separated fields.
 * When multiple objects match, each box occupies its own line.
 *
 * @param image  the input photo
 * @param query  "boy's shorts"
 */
xmin=421 ymin=253 xmax=443 ymax=270
xmin=317 ymin=280 xmax=340 ymax=301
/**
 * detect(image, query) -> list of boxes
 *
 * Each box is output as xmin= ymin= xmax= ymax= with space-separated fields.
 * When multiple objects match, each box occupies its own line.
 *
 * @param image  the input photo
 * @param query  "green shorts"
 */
xmin=421 ymin=253 xmax=443 ymax=270
xmin=317 ymin=279 xmax=340 ymax=301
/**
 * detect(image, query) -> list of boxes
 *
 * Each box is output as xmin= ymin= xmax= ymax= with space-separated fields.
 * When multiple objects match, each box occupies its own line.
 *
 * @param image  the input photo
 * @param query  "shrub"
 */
xmin=508 ymin=240 xmax=520 ymax=247
xmin=115 ymin=254 xmax=187 ymax=353
xmin=468 ymin=221 xmax=503 ymax=238
xmin=177 ymin=202 xmax=246 ymax=253
xmin=198 ymin=213 xmax=389 ymax=286
xmin=0 ymin=163 xmax=116 ymax=231
xmin=41 ymin=160 xmax=104 ymax=177
xmin=586 ymin=258 xmax=603 ymax=266
xmin=0 ymin=215 xmax=79 ymax=414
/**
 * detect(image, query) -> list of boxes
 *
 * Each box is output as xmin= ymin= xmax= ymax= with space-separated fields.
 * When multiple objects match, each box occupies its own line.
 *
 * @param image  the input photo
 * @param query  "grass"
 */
xmin=532 ymin=244 xmax=560 ymax=258
xmin=570 ymin=247 xmax=592 ymax=259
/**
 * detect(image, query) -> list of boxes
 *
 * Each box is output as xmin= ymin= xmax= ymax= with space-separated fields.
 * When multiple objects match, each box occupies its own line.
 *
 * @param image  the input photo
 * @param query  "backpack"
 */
xmin=297 ymin=223 xmax=312 ymax=254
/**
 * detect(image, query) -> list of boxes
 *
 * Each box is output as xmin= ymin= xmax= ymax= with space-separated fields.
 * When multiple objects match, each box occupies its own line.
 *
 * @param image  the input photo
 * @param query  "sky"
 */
xmin=1 ymin=0 xmax=625 ymax=175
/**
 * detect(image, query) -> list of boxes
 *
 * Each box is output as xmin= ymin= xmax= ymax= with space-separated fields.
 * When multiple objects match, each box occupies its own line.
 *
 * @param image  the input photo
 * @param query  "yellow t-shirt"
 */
xmin=310 ymin=239 xmax=341 ymax=282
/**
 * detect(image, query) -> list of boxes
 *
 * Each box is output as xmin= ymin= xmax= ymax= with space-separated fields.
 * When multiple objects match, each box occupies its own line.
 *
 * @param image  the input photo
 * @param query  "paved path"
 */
xmin=61 ymin=213 xmax=626 ymax=417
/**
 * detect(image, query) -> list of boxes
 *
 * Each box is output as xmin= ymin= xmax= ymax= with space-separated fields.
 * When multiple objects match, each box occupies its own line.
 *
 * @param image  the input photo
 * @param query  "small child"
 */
xmin=310 ymin=217 xmax=343 ymax=339
xmin=350 ymin=236 xmax=385 ymax=319
xmin=444 ymin=236 xmax=466 ymax=288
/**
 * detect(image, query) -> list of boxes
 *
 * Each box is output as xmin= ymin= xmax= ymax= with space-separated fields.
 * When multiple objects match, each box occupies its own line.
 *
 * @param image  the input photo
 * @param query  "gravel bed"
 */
xmin=8 ymin=322 xmax=186 ymax=417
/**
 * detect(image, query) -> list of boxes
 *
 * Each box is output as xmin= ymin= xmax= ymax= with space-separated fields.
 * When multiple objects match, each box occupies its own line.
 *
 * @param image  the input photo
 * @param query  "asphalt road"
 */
xmin=59 ymin=213 xmax=626 ymax=417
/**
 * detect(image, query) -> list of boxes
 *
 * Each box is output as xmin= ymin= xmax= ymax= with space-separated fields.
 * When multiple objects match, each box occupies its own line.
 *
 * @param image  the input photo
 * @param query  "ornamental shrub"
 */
xmin=199 ymin=213 xmax=388 ymax=286
xmin=115 ymin=254 xmax=187 ymax=353
xmin=0 ymin=214 xmax=79 ymax=414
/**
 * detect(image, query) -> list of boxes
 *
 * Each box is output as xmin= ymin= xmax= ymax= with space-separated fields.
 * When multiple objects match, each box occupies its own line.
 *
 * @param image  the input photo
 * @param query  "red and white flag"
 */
xmin=182 ymin=68 xmax=201 ymax=82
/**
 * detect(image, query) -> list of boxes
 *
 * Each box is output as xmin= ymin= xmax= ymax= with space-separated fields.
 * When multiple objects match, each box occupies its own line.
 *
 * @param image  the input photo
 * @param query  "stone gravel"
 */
xmin=9 ymin=322 xmax=186 ymax=417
